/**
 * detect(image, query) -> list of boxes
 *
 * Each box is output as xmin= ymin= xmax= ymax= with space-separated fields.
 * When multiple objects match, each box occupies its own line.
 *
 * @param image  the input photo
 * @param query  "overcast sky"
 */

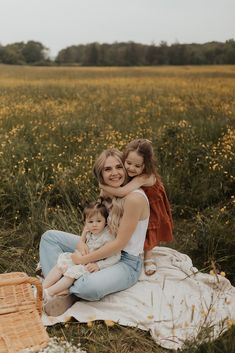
xmin=0 ymin=0 xmax=234 ymax=57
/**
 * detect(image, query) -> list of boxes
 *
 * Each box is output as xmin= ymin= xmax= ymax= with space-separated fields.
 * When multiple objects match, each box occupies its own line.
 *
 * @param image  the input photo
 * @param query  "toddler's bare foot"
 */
xmin=43 ymin=288 xmax=54 ymax=303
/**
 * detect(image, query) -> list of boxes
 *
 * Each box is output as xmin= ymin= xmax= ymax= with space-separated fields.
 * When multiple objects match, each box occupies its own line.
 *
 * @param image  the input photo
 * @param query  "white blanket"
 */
xmin=42 ymin=247 xmax=235 ymax=350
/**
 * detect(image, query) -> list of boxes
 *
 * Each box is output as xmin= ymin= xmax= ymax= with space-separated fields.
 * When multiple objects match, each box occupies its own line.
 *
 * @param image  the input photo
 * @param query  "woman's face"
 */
xmin=102 ymin=156 xmax=126 ymax=187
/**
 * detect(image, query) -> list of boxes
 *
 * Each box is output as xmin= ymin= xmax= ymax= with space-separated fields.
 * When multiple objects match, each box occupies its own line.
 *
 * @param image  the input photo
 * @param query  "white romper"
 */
xmin=57 ymin=227 xmax=121 ymax=279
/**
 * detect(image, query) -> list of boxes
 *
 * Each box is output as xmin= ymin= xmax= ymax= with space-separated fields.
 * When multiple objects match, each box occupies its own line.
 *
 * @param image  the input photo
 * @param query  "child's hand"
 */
xmin=71 ymin=251 xmax=85 ymax=265
xmin=99 ymin=188 xmax=112 ymax=198
xmin=85 ymin=263 xmax=99 ymax=272
xmin=136 ymin=174 xmax=155 ymax=186
xmin=77 ymin=240 xmax=89 ymax=255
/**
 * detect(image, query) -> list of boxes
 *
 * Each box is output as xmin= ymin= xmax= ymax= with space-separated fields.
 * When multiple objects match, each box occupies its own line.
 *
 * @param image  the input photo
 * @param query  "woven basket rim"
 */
xmin=0 ymin=272 xmax=49 ymax=353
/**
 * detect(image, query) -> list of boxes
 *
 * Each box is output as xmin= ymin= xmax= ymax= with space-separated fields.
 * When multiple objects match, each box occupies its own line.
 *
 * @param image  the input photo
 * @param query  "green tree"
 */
xmin=83 ymin=43 xmax=99 ymax=65
xmin=21 ymin=41 xmax=47 ymax=64
xmin=225 ymin=39 xmax=235 ymax=64
xmin=56 ymin=46 xmax=77 ymax=64
xmin=1 ymin=47 xmax=24 ymax=64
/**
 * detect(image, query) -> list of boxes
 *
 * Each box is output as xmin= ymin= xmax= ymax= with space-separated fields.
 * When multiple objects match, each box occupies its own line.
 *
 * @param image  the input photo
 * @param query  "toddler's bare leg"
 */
xmin=43 ymin=265 xmax=63 ymax=289
xmin=46 ymin=276 xmax=75 ymax=296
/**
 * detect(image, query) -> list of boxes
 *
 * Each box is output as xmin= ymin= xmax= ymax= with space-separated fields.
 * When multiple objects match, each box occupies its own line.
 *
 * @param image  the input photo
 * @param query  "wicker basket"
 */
xmin=0 ymin=272 xmax=49 ymax=353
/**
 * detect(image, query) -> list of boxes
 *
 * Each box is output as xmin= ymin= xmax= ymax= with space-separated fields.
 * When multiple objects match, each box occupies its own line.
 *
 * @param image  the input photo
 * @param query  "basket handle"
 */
xmin=0 ymin=276 xmax=43 ymax=315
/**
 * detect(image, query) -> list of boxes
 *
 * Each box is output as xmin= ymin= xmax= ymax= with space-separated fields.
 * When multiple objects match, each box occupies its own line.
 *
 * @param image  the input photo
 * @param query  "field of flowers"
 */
xmin=0 ymin=65 xmax=234 ymax=353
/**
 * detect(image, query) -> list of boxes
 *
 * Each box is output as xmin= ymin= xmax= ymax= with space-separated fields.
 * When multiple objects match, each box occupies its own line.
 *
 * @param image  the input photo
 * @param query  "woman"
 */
xmin=39 ymin=149 xmax=149 ymax=315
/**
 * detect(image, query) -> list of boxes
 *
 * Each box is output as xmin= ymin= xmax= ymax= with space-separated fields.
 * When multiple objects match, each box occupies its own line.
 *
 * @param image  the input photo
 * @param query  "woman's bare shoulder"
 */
xmin=124 ymin=190 xmax=149 ymax=219
xmin=124 ymin=190 xmax=147 ymax=204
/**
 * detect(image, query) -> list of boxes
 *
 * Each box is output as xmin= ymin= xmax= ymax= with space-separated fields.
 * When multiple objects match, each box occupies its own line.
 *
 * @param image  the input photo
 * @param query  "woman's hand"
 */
xmin=71 ymin=251 xmax=86 ymax=265
xmin=57 ymin=263 xmax=68 ymax=274
xmin=76 ymin=239 xmax=89 ymax=255
xmin=85 ymin=263 xmax=99 ymax=272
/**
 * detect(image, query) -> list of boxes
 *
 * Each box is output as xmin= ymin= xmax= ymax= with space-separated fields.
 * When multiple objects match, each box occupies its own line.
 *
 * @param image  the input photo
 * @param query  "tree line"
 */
xmin=1 ymin=39 xmax=235 ymax=66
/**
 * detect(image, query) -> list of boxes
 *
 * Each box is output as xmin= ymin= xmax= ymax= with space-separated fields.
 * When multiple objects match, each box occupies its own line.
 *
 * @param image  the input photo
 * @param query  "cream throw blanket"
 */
xmin=42 ymin=247 xmax=235 ymax=350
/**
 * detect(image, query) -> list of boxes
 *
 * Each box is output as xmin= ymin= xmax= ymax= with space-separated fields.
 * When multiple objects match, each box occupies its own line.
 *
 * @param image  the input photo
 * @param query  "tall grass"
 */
xmin=0 ymin=65 xmax=234 ymax=352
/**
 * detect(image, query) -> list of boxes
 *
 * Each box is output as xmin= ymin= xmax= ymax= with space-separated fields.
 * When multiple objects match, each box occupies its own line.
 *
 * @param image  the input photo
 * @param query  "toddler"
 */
xmin=43 ymin=199 xmax=123 ymax=302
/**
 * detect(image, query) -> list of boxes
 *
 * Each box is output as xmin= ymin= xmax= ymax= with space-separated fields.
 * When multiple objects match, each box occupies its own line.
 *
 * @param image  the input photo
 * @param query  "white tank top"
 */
xmin=123 ymin=189 xmax=149 ymax=256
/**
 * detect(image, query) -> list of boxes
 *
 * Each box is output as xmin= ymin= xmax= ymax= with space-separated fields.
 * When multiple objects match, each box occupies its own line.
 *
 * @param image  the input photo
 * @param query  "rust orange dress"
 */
xmin=142 ymin=181 xmax=173 ymax=251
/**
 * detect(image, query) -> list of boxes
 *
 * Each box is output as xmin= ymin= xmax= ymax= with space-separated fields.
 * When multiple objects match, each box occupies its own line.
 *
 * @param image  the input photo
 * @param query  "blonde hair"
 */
xmin=93 ymin=148 xmax=126 ymax=184
xmin=107 ymin=197 xmax=125 ymax=235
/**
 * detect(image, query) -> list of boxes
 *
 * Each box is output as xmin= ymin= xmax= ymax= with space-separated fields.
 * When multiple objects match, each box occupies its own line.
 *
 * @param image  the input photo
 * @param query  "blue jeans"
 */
xmin=39 ymin=230 xmax=142 ymax=301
